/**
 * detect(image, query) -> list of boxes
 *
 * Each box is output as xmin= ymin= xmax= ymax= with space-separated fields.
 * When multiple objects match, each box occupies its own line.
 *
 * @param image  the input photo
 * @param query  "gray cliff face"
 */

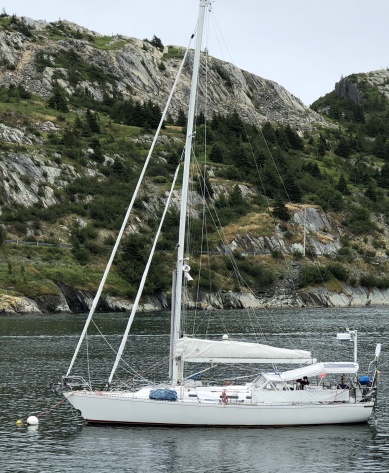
xmin=335 ymin=77 xmax=364 ymax=105
xmin=0 ymin=18 xmax=327 ymax=212
xmin=0 ymin=150 xmax=101 ymax=210
xmin=220 ymin=206 xmax=342 ymax=257
xmin=0 ymin=20 xmax=326 ymax=131
xmin=335 ymin=69 xmax=389 ymax=104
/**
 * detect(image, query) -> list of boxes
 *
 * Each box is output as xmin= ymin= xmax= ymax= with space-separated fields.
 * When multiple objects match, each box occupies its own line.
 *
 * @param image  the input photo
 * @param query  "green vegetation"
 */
xmin=0 ymin=243 xmax=130 ymax=298
xmin=92 ymin=36 xmax=128 ymax=50
xmin=0 ymin=84 xmax=32 ymax=102
xmin=36 ymin=48 xmax=117 ymax=87
xmin=2 ymin=25 xmax=389 ymax=305
xmin=163 ymin=46 xmax=185 ymax=59
xmin=144 ymin=35 xmax=164 ymax=52
xmin=299 ymin=262 xmax=349 ymax=288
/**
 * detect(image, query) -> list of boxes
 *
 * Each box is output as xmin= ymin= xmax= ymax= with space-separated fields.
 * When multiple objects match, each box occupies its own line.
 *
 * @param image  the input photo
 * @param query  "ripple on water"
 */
xmin=0 ymin=308 xmax=388 ymax=472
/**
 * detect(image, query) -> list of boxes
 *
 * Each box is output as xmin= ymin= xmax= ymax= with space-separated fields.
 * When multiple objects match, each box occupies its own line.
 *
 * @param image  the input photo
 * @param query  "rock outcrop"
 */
xmin=0 ymin=19 xmax=327 ymax=131
xmin=335 ymin=77 xmax=364 ymax=105
xmin=2 ymin=281 xmax=386 ymax=315
xmin=0 ymin=294 xmax=41 ymax=314
xmin=335 ymin=69 xmax=389 ymax=104
xmin=220 ymin=206 xmax=342 ymax=257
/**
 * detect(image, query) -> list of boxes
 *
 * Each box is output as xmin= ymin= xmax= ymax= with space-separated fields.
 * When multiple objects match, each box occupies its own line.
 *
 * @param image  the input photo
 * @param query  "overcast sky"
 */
xmin=2 ymin=0 xmax=389 ymax=105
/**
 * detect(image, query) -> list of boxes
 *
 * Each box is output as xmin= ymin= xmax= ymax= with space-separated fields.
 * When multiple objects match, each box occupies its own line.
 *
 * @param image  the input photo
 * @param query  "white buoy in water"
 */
xmin=26 ymin=416 xmax=39 ymax=426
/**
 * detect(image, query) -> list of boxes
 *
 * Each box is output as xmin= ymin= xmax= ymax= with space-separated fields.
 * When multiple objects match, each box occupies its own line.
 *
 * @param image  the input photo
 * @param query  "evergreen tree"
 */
xmin=150 ymin=35 xmax=164 ymax=52
xmin=261 ymin=122 xmax=276 ymax=143
xmin=273 ymin=198 xmax=290 ymax=221
xmin=350 ymin=162 xmax=372 ymax=185
xmin=275 ymin=127 xmax=290 ymax=150
xmin=229 ymin=185 xmax=244 ymax=208
xmin=215 ymin=194 xmax=229 ymax=208
xmin=379 ymin=162 xmax=389 ymax=188
xmin=329 ymin=103 xmax=341 ymax=120
xmin=335 ymin=137 xmax=351 ymax=158
xmin=118 ymin=233 xmax=170 ymax=296
xmin=233 ymin=140 xmax=251 ymax=169
xmin=303 ymin=162 xmax=321 ymax=178
xmin=285 ymin=125 xmax=304 ymax=151
xmin=352 ymin=105 xmax=365 ymax=123
xmin=143 ymin=100 xmax=162 ymax=129
xmin=373 ymin=135 xmax=385 ymax=159
xmin=255 ymin=151 xmax=267 ymax=168
xmin=166 ymin=113 xmax=174 ymax=125
xmin=62 ymin=127 xmax=80 ymax=148
xmin=383 ymin=141 xmax=389 ymax=161
xmin=226 ymin=110 xmax=245 ymax=136
xmin=196 ymin=111 xmax=205 ymax=125
xmin=85 ymin=109 xmax=101 ymax=134
xmin=365 ymin=181 xmax=377 ymax=202
xmin=90 ymin=137 xmax=103 ymax=162
xmin=366 ymin=116 xmax=385 ymax=136
xmin=74 ymin=115 xmax=83 ymax=130
xmin=336 ymin=174 xmax=349 ymax=195
xmin=8 ymin=84 xmax=20 ymax=101
xmin=111 ymin=159 xmax=128 ymax=180
xmin=47 ymin=85 xmax=69 ymax=113
xmin=117 ymin=234 xmax=147 ymax=291
xmin=284 ymin=175 xmax=302 ymax=202
xmin=209 ymin=144 xmax=224 ymax=163
xmin=176 ymin=108 xmax=187 ymax=126
xmin=317 ymin=134 xmax=327 ymax=157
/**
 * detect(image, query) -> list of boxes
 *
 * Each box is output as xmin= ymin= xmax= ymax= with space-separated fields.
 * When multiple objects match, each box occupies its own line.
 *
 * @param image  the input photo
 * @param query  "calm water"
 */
xmin=1 ymin=307 xmax=388 ymax=472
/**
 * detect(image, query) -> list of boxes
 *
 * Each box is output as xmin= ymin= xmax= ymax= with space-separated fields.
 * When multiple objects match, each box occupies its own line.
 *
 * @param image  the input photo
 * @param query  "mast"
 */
xmin=170 ymin=0 xmax=210 ymax=385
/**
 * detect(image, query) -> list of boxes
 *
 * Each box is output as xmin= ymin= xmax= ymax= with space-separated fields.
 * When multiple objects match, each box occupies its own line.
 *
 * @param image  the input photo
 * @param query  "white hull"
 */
xmin=65 ymin=390 xmax=374 ymax=426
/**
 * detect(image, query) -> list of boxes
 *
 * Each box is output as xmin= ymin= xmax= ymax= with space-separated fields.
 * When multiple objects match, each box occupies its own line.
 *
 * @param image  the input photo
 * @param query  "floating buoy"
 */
xmin=26 ymin=416 xmax=39 ymax=426
xmin=16 ymin=419 xmax=22 ymax=426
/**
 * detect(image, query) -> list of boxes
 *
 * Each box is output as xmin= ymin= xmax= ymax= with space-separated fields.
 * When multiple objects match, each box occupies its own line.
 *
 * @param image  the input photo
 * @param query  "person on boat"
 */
xmin=297 ymin=376 xmax=310 ymax=390
xmin=337 ymin=374 xmax=349 ymax=389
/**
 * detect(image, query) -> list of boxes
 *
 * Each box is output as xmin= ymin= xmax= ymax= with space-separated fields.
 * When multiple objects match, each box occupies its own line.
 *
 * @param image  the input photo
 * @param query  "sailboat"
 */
xmin=60 ymin=0 xmax=381 ymax=426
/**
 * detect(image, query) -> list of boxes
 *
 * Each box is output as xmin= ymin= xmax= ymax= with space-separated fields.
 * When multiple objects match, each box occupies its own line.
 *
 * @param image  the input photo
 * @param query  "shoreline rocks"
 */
xmin=0 ymin=283 xmax=386 ymax=315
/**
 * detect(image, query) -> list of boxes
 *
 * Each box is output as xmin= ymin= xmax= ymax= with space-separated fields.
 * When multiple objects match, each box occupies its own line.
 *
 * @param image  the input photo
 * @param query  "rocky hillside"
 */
xmin=1 ymin=13 xmax=389 ymax=314
xmin=0 ymin=17 xmax=325 ymax=130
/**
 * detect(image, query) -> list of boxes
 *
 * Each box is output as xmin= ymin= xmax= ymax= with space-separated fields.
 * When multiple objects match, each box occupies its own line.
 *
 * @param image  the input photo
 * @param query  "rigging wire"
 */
xmin=65 ymin=33 xmax=196 ymax=379
xmin=209 ymin=17 xmax=328 ymax=357
xmin=108 ymin=162 xmax=182 ymax=384
xmin=181 ymin=5 xmax=319 ymax=367
xmin=73 ymin=2 xmax=321 ymax=386
xmin=85 ymin=332 xmax=92 ymax=389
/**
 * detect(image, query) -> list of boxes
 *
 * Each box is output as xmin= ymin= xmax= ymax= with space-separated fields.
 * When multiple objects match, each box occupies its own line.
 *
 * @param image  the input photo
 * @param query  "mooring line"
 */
xmin=36 ymin=394 xmax=72 ymax=418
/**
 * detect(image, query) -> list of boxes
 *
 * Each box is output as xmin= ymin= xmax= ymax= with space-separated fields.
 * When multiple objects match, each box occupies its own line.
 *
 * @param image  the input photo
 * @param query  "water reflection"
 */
xmin=0 ymin=308 xmax=388 ymax=472
xmin=5 ymin=421 xmax=378 ymax=473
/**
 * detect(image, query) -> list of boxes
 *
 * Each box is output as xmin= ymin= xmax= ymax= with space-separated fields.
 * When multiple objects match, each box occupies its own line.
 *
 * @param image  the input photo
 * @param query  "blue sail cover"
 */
xmin=149 ymin=389 xmax=178 ymax=401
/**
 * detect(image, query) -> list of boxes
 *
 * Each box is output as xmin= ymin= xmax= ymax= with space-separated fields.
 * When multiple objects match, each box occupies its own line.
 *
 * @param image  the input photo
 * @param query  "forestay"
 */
xmin=175 ymin=337 xmax=315 ymax=364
